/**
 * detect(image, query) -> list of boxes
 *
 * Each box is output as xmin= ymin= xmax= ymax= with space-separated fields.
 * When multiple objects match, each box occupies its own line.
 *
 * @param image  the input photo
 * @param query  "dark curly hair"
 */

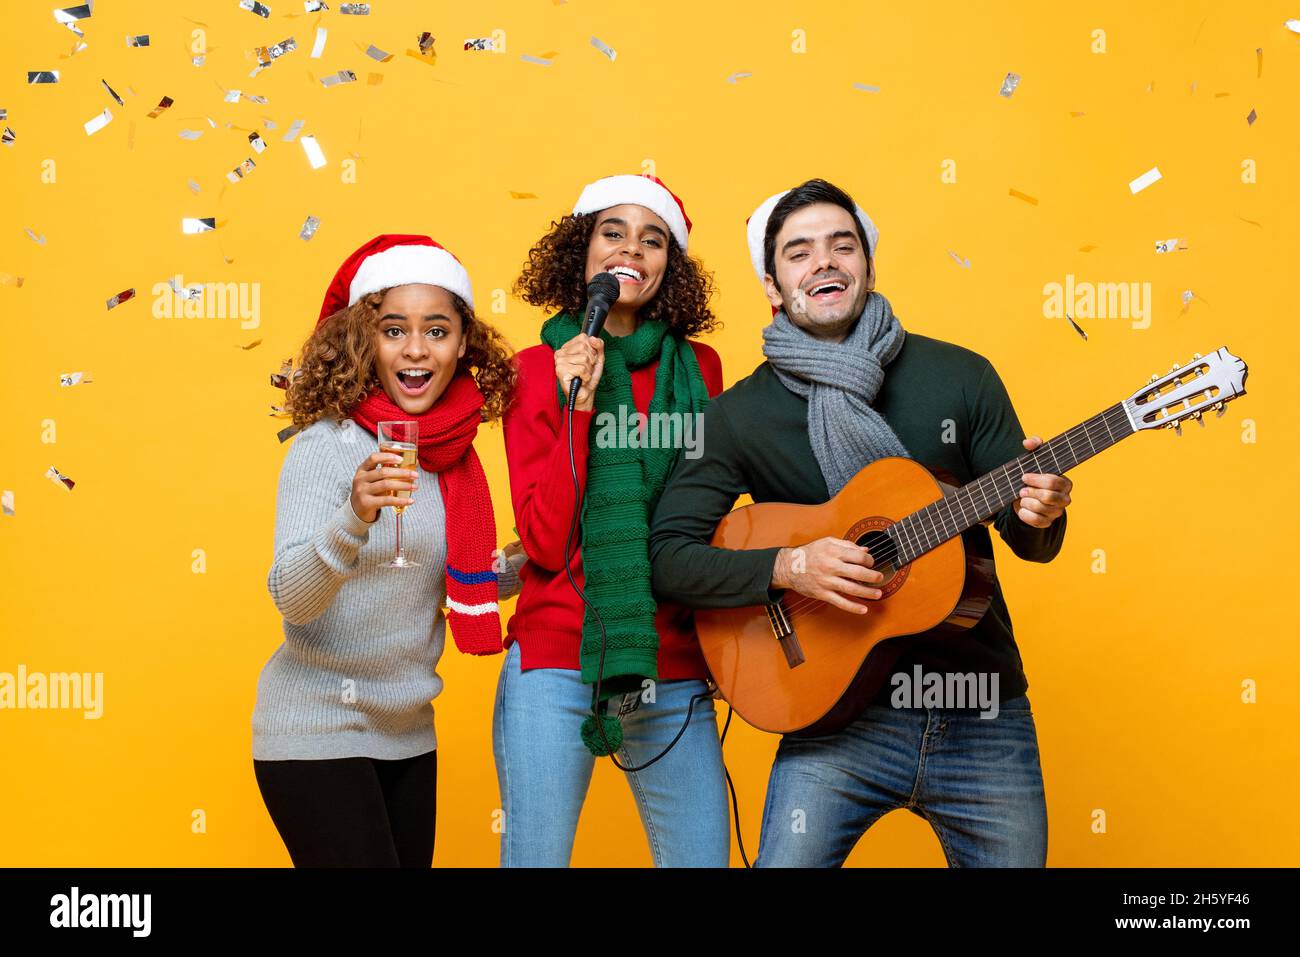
xmin=287 ymin=289 xmax=516 ymax=428
xmin=513 ymin=212 xmax=719 ymax=338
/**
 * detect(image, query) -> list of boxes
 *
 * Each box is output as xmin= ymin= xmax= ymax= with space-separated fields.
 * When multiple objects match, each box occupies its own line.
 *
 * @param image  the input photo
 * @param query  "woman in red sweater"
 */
xmin=494 ymin=174 xmax=728 ymax=866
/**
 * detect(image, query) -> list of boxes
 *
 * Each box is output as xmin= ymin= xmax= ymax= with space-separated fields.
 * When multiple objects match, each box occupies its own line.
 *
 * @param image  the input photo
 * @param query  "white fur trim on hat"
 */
xmin=746 ymin=189 xmax=879 ymax=281
xmin=349 ymin=243 xmax=475 ymax=309
xmin=573 ymin=174 xmax=690 ymax=251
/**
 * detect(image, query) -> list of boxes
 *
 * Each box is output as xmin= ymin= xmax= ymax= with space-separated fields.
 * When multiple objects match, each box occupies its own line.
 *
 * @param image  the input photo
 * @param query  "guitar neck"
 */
xmin=888 ymin=401 xmax=1135 ymax=566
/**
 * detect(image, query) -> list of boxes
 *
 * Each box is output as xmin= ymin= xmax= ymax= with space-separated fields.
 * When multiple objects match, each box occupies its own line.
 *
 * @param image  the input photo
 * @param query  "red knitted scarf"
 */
xmin=350 ymin=372 xmax=502 ymax=656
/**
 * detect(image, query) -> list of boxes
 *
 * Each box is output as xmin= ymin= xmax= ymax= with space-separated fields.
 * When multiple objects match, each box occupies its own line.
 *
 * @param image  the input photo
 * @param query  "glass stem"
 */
xmin=395 ymin=510 xmax=404 ymax=562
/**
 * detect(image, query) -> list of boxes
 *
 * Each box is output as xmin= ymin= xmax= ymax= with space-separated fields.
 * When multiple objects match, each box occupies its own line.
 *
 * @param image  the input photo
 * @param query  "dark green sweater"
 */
xmin=648 ymin=331 xmax=1066 ymax=706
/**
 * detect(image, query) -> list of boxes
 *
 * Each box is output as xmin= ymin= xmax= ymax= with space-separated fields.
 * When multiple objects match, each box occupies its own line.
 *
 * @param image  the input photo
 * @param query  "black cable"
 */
xmin=720 ymin=701 xmax=751 ymax=868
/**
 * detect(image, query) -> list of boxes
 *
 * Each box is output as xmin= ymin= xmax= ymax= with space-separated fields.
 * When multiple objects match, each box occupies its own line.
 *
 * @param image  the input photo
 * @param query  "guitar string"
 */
xmin=774 ymin=404 xmax=1137 ymax=620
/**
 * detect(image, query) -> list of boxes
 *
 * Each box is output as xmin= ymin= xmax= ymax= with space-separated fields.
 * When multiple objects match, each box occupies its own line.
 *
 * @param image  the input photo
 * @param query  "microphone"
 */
xmin=568 ymin=272 xmax=622 ymax=410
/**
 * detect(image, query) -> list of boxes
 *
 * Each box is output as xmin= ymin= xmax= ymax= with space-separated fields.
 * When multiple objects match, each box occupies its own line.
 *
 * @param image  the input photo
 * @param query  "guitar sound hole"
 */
xmin=855 ymin=529 xmax=899 ymax=583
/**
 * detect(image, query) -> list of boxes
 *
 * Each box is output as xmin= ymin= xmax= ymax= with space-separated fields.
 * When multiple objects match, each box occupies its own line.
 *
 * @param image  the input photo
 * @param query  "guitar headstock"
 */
xmin=1125 ymin=346 xmax=1248 ymax=434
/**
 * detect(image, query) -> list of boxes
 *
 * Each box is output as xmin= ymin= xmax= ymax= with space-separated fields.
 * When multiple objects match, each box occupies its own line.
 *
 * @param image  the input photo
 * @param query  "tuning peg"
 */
xmin=1215 ymin=403 xmax=1226 ymax=418
xmin=1195 ymin=411 xmax=1205 ymax=427
xmin=1171 ymin=363 xmax=1181 ymax=371
xmin=1173 ymin=421 xmax=1182 ymax=436
xmin=1193 ymin=353 xmax=1203 ymax=360
xmin=1150 ymin=373 xmax=1160 ymax=382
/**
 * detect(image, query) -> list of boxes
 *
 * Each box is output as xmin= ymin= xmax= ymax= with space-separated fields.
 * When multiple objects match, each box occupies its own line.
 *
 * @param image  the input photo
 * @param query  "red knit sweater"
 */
xmin=502 ymin=339 xmax=724 ymax=678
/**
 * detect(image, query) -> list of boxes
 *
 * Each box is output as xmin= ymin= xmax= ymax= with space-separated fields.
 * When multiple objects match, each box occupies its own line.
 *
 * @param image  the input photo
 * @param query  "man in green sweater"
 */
xmin=648 ymin=179 xmax=1074 ymax=867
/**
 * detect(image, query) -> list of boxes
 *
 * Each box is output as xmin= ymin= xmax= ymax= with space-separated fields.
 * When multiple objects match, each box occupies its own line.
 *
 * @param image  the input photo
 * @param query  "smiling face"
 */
xmin=765 ymin=202 xmax=874 ymax=342
xmin=583 ymin=203 xmax=671 ymax=318
xmin=372 ymin=284 xmax=467 ymax=414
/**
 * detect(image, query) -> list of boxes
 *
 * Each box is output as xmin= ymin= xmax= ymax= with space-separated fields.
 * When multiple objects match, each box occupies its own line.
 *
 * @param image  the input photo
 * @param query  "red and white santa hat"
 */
xmin=317 ymin=233 xmax=474 ymax=326
xmin=745 ymin=189 xmax=879 ymax=282
xmin=572 ymin=174 xmax=692 ymax=251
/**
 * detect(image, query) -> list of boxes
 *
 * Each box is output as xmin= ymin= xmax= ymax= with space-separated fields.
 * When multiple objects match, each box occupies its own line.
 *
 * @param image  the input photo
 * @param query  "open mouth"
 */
xmin=606 ymin=264 xmax=646 ymax=284
xmin=807 ymin=279 xmax=848 ymax=302
xmin=395 ymin=368 xmax=434 ymax=396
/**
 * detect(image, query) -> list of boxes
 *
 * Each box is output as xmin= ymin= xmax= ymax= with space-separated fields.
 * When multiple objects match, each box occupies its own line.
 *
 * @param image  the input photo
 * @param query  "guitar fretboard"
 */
xmin=882 ymin=402 xmax=1135 ymax=567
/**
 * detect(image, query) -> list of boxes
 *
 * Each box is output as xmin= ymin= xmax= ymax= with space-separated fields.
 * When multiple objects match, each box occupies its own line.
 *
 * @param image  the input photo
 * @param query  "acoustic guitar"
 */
xmin=695 ymin=346 xmax=1249 ymax=735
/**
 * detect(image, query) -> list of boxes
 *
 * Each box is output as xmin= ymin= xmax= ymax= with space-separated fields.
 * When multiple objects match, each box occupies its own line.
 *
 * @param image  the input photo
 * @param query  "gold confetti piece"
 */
xmin=240 ymin=339 xmax=263 ymax=350
xmin=464 ymin=38 xmax=496 ymax=51
xmin=947 ymin=250 xmax=971 ymax=268
xmin=300 ymin=215 xmax=320 ymax=240
xmin=278 ymin=424 xmax=302 ymax=443
xmin=999 ymin=72 xmax=1021 ymax=97
xmin=1247 ymin=108 xmax=1257 ymax=125
xmin=1065 ymin=313 xmax=1088 ymax=341
xmin=1238 ymin=216 xmax=1262 ymax=228
xmin=45 ymin=466 xmax=75 ymax=491
xmin=59 ymin=372 xmax=93 ymax=386
xmin=127 ymin=35 xmax=150 ymax=47
xmin=101 ymin=79 xmax=124 ymax=106
xmin=339 ymin=2 xmax=369 ymax=13
xmin=510 ymin=191 xmax=538 ymax=199
xmin=367 ymin=73 xmax=383 ymax=85
xmin=147 ymin=95 xmax=174 ymax=118
xmin=28 ymin=71 xmax=60 ymax=84
xmin=852 ymin=82 xmax=880 ymax=93
xmin=182 ymin=217 xmax=216 ymax=234
xmin=1128 ymin=166 xmax=1162 ymax=194
xmin=1008 ymin=188 xmax=1038 ymax=205
xmin=540 ymin=51 xmax=559 ymax=59
xmin=365 ymin=44 xmax=393 ymax=62
xmin=591 ymin=36 xmax=617 ymax=61
xmin=1257 ymin=47 xmax=1263 ymax=78
xmin=1069 ymin=111 xmax=1086 ymax=117
xmin=240 ymin=0 xmax=271 ymax=18
xmin=84 ymin=108 xmax=113 ymax=135
xmin=106 ymin=288 xmax=135 ymax=310
xmin=1078 ymin=245 xmax=1096 ymax=252
xmin=1213 ymin=91 xmax=1230 ymax=98
xmin=24 ymin=228 xmax=46 ymax=244
xmin=322 ymin=70 xmax=357 ymax=87
xmin=521 ymin=54 xmax=552 ymax=66
xmin=1 ymin=490 xmax=12 ymax=516
xmin=0 ymin=272 xmax=23 ymax=286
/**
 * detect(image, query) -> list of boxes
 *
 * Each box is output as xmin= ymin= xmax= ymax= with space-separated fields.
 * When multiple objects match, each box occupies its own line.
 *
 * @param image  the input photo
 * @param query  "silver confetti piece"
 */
xmin=168 ymin=277 xmax=204 ymax=300
xmin=947 ymin=250 xmax=971 ymax=268
xmin=127 ymin=35 xmax=150 ymax=47
xmin=464 ymin=38 xmax=495 ymax=51
xmin=227 ymin=158 xmax=257 ymax=182
xmin=263 ymin=118 xmax=278 ymax=130
xmin=590 ymin=36 xmax=617 ymax=61
xmin=1154 ymin=238 xmax=1183 ymax=254
xmin=106 ymin=288 xmax=135 ymax=309
xmin=418 ymin=33 xmax=436 ymax=56
xmin=999 ymin=72 xmax=1020 ymax=97
xmin=45 ymin=466 xmax=75 ymax=491
xmin=28 ymin=72 xmax=60 ymax=84
xmin=147 ymin=95 xmax=174 ymax=118
xmin=300 ymin=135 xmax=326 ymax=168
xmin=53 ymin=4 xmax=92 ymax=36
xmin=726 ymin=72 xmax=752 ymax=83
xmin=520 ymin=54 xmax=551 ymax=66
xmin=101 ymin=79 xmax=124 ymax=105
xmin=306 ymin=1 xmax=328 ymax=10
xmin=183 ymin=217 xmax=216 ymax=234
xmin=242 ymin=92 xmax=268 ymax=104
xmin=311 ymin=27 xmax=327 ymax=58
xmin=365 ymin=44 xmax=393 ymax=62
xmin=240 ymin=0 xmax=272 ymax=18
xmin=321 ymin=70 xmax=357 ymax=87
xmin=224 ymin=88 xmax=241 ymax=102
xmin=179 ymin=129 xmax=204 ymax=140
xmin=192 ymin=55 xmax=206 ymax=67
xmin=1 ymin=127 xmax=14 ymax=148
xmin=1 ymin=490 xmax=13 ymax=516
xmin=1064 ymin=313 xmax=1088 ymax=341
xmin=282 ymin=118 xmax=304 ymax=141
xmin=270 ymin=358 xmax=293 ymax=389
xmin=299 ymin=215 xmax=321 ymax=241
xmin=187 ymin=179 xmax=201 ymax=193
xmin=249 ymin=131 xmax=267 ymax=153
xmin=1181 ymin=290 xmax=1195 ymax=305
xmin=84 ymin=108 xmax=112 ymax=135
xmin=24 ymin=228 xmax=45 ymax=244
xmin=59 ymin=372 xmax=93 ymax=386
xmin=339 ymin=3 xmax=369 ymax=13
xmin=853 ymin=82 xmax=880 ymax=93
xmin=1 ymin=109 xmax=7 ymax=120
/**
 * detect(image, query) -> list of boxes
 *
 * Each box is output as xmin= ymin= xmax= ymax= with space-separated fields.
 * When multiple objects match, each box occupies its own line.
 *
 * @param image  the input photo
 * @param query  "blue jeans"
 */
xmin=755 ymin=694 xmax=1047 ymax=867
xmin=492 ymin=641 xmax=730 ymax=867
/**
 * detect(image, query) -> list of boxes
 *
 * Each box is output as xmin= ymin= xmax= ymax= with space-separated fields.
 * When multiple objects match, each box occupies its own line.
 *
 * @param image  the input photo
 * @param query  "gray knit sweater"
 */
xmin=252 ymin=417 xmax=514 ymax=761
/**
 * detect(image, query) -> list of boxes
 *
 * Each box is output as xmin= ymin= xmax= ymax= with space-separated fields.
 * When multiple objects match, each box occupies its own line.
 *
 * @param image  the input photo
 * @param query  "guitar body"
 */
xmin=695 ymin=457 xmax=995 ymax=736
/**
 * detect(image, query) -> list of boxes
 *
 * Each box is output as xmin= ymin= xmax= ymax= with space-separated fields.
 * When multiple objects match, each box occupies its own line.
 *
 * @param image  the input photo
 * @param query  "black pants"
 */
xmin=253 ymin=749 xmax=437 ymax=867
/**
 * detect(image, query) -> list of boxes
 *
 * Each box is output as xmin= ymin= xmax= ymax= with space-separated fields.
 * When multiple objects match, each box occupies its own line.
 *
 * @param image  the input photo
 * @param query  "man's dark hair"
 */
xmin=763 ymin=178 xmax=871 ymax=288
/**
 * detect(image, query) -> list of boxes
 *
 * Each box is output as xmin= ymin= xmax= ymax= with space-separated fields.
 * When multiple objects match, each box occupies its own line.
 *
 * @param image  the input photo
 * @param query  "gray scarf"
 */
xmin=762 ymin=291 xmax=910 ymax=495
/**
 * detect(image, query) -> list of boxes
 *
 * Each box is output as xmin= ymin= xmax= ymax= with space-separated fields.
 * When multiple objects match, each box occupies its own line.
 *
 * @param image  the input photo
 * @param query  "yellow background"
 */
xmin=2 ymin=0 xmax=1296 ymax=866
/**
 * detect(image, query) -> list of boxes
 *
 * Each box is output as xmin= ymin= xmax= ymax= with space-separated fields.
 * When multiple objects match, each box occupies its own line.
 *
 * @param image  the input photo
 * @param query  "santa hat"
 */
xmin=317 ymin=233 xmax=474 ymax=325
xmin=572 ymin=174 xmax=692 ymax=251
xmin=745 ymin=189 xmax=879 ymax=282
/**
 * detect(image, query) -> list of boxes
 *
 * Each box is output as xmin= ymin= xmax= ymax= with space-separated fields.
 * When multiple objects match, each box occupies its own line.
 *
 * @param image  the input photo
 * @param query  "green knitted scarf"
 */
xmin=540 ymin=312 xmax=710 ymax=709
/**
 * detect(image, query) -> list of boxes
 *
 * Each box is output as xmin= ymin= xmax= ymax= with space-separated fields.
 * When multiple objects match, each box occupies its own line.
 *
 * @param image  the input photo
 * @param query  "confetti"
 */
xmin=282 ymin=119 xmax=304 ymax=141
xmin=224 ymin=89 xmax=241 ymax=103
xmin=59 ymin=372 xmax=93 ymax=386
xmin=521 ymin=54 xmax=552 ymax=66
xmin=310 ymin=26 xmax=328 ymax=58
xmin=28 ymin=72 xmax=60 ymax=84
xmin=852 ymin=82 xmax=880 ymax=93
xmin=179 ymin=129 xmax=204 ymax=140
xmin=53 ymin=4 xmax=92 ymax=36
xmin=270 ymin=358 xmax=294 ymax=389
xmin=240 ymin=0 xmax=271 ymax=18
xmin=249 ymin=131 xmax=267 ymax=153
xmin=127 ymin=35 xmax=150 ymax=47
xmin=1 ymin=491 xmax=12 ymax=516
xmin=45 ymin=466 xmax=75 ymax=492
xmin=1286 ymin=19 xmax=1300 ymax=34
xmin=25 ymin=228 xmax=46 ymax=244
xmin=306 ymin=1 xmax=328 ymax=10
xmin=1257 ymin=47 xmax=1263 ymax=78
xmin=183 ymin=217 xmax=216 ymax=234
xmin=947 ymin=250 xmax=971 ymax=268
xmin=1008 ymin=188 xmax=1038 ymax=205
xmin=464 ymin=38 xmax=495 ymax=51
xmin=1128 ymin=166 xmax=1162 ymax=194
xmin=147 ymin=95 xmax=174 ymax=118
xmin=299 ymin=215 xmax=320 ymax=240
xmin=339 ymin=3 xmax=369 ymax=13
xmin=243 ymin=92 xmax=269 ymax=105
xmin=300 ymin=135 xmax=326 ymax=168
xmin=725 ymin=71 xmax=753 ymax=83
xmin=1 ymin=128 xmax=14 ymax=148
xmin=509 ymin=191 xmax=538 ymax=199
xmin=1238 ymin=216 xmax=1262 ymax=228
xmin=0 ymin=272 xmax=24 ymax=286
xmin=1078 ymin=245 xmax=1096 ymax=252
xmin=1154 ymin=238 xmax=1184 ymax=253
xmin=1 ymin=109 xmax=6 ymax=120
xmin=1070 ymin=110 xmax=1086 ymax=117
xmin=999 ymin=72 xmax=1021 ymax=97
xmin=227 ymin=158 xmax=257 ymax=182
xmin=365 ymin=44 xmax=393 ymax=62
xmin=255 ymin=36 xmax=298 ymax=67
xmin=84 ymin=108 xmax=112 ymax=135
xmin=321 ymin=70 xmax=357 ymax=87
xmin=278 ymin=424 xmax=302 ymax=443
xmin=106 ymin=288 xmax=135 ymax=310
xmin=101 ymin=79 xmax=125 ymax=106
xmin=240 ymin=339 xmax=263 ymax=350
xmin=1246 ymin=108 xmax=1257 ymax=125
xmin=193 ymin=56 xmax=206 ymax=67
xmin=187 ymin=179 xmax=201 ymax=193
xmin=1065 ymin=314 xmax=1088 ymax=341
xmin=169 ymin=277 xmax=204 ymax=299
xmin=591 ymin=36 xmax=617 ymax=61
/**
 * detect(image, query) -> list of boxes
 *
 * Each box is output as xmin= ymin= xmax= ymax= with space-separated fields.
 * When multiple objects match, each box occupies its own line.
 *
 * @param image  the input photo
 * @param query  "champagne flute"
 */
xmin=378 ymin=420 xmax=419 ymax=568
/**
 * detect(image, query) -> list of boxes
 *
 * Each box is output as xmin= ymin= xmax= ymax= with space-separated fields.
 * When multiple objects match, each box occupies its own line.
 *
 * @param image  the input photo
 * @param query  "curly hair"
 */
xmin=287 ymin=289 xmax=516 ymax=428
xmin=513 ymin=212 xmax=719 ymax=338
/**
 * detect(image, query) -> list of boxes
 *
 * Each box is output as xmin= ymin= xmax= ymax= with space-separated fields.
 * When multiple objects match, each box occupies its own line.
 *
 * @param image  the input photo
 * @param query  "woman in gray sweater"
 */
xmin=252 ymin=235 xmax=519 ymax=867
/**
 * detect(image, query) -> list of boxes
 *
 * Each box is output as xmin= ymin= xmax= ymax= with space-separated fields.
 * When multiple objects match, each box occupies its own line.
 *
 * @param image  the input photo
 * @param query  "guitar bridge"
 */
xmin=765 ymin=600 xmax=805 ymax=668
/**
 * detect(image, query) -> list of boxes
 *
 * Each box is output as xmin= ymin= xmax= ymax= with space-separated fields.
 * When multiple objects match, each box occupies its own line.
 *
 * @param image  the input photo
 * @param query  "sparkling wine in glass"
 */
xmin=378 ymin=420 xmax=419 ymax=568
